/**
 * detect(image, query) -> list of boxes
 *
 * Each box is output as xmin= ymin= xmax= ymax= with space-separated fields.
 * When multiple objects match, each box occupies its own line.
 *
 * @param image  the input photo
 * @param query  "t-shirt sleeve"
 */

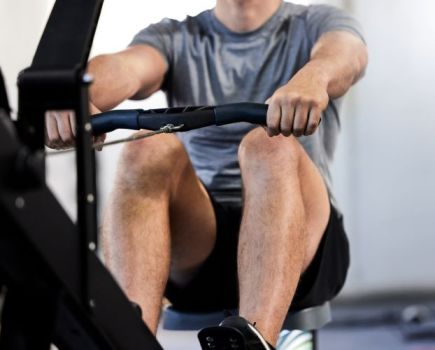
xmin=129 ymin=18 xmax=180 ymax=67
xmin=306 ymin=5 xmax=365 ymax=45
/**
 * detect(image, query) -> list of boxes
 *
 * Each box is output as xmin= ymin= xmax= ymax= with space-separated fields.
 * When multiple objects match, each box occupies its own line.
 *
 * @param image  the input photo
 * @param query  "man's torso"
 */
xmin=130 ymin=2 xmax=363 ymax=205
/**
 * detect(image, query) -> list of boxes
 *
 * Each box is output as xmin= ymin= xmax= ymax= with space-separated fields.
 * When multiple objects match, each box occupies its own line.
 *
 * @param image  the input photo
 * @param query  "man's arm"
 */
xmin=87 ymin=45 xmax=167 ymax=110
xmin=45 ymin=45 xmax=167 ymax=149
xmin=266 ymin=31 xmax=368 ymax=137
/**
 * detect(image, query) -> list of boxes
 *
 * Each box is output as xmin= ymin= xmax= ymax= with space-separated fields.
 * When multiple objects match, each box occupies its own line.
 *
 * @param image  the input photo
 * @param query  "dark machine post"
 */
xmin=0 ymin=0 xmax=162 ymax=349
xmin=17 ymin=0 xmax=102 ymax=308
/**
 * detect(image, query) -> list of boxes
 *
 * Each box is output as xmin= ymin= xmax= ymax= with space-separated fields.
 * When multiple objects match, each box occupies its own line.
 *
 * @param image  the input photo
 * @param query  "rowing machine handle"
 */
xmin=214 ymin=103 xmax=268 ymax=126
xmin=90 ymin=103 xmax=268 ymax=135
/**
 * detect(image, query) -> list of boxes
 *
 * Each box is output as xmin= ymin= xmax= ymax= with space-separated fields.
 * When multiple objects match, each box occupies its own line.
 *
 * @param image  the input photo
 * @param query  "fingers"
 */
xmin=266 ymin=100 xmax=281 ymax=137
xmin=45 ymin=112 xmax=62 ymax=148
xmin=69 ymin=112 xmax=77 ymax=138
xmin=93 ymin=134 xmax=107 ymax=151
xmin=45 ymin=110 xmax=76 ymax=149
xmin=293 ymin=103 xmax=309 ymax=137
xmin=265 ymin=89 xmax=327 ymax=137
xmin=305 ymin=107 xmax=322 ymax=136
xmin=280 ymin=101 xmax=295 ymax=137
xmin=266 ymin=94 xmax=313 ymax=138
xmin=57 ymin=111 xmax=75 ymax=145
xmin=45 ymin=106 xmax=106 ymax=151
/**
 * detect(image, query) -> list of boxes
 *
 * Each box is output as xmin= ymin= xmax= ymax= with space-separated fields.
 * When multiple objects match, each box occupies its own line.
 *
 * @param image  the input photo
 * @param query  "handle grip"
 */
xmin=90 ymin=109 xmax=142 ymax=134
xmin=214 ymin=103 xmax=267 ymax=126
xmin=90 ymin=103 xmax=268 ymax=135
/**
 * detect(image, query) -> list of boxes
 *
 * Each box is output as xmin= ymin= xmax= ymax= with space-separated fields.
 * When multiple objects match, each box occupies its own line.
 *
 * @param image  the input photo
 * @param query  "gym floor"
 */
xmin=158 ymin=327 xmax=435 ymax=350
xmin=157 ymin=299 xmax=435 ymax=350
xmin=3 ymin=293 xmax=435 ymax=349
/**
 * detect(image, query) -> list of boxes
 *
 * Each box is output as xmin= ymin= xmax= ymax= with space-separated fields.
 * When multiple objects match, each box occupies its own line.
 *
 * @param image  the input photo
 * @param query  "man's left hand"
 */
xmin=265 ymin=71 xmax=329 ymax=137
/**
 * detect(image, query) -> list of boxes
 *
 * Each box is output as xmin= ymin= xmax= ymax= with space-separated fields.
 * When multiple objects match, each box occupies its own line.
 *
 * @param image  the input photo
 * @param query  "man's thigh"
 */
xmin=166 ymin=139 xmax=217 ymax=286
xmin=165 ymin=195 xmax=349 ymax=312
xmin=166 ymin=130 xmax=349 ymax=310
xmin=238 ymin=129 xmax=349 ymax=308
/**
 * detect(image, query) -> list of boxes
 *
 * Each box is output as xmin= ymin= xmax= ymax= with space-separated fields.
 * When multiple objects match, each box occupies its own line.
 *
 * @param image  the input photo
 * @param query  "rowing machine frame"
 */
xmin=0 ymin=1 xmax=162 ymax=349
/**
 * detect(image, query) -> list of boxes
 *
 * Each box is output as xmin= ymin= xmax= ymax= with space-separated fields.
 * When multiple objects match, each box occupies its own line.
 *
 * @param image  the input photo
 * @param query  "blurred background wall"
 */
xmin=1 ymin=0 xmax=434 ymax=300
xmin=333 ymin=0 xmax=435 ymax=297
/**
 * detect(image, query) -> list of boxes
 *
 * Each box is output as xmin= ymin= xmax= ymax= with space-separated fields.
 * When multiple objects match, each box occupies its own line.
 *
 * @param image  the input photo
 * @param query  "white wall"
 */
xmin=0 ymin=1 xmax=50 ymax=112
xmin=0 ymin=0 xmax=78 ymax=217
xmin=334 ymin=0 xmax=435 ymax=297
xmin=1 ymin=0 xmax=434 ymax=298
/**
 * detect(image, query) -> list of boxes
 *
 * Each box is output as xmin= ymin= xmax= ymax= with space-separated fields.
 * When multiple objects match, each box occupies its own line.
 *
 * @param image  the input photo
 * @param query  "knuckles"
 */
xmin=307 ymin=121 xmax=319 ymax=131
xmin=267 ymin=128 xmax=280 ymax=137
xmin=266 ymin=87 xmax=327 ymax=137
xmin=47 ymin=140 xmax=61 ymax=150
xmin=49 ymin=136 xmax=61 ymax=145
xmin=292 ymin=128 xmax=305 ymax=137
xmin=304 ymin=120 xmax=320 ymax=136
xmin=61 ymin=136 xmax=74 ymax=145
xmin=281 ymin=130 xmax=292 ymax=137
xmin=46 ymin=141 xmax=56 ymax=149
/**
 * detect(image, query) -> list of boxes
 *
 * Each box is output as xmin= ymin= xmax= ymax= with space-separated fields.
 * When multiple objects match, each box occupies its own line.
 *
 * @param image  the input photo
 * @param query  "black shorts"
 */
xmin=165 ymin=194 xmax=350 ymax=312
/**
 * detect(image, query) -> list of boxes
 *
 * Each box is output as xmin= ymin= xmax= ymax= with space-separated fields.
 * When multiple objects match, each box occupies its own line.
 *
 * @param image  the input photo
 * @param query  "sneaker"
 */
xmin=198 ymin=316 xmax=275 ymax=350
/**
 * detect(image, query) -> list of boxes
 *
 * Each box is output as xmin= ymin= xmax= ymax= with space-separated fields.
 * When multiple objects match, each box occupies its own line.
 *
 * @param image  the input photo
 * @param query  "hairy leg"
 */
xmin=101 ymin=132 xmax=216 ymax=333
xmin=237 ymin=127 xmax=330 ymax=345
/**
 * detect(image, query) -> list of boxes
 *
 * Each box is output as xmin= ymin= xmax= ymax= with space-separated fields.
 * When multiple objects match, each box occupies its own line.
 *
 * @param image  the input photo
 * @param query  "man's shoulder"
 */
xmin=151 ymin=10 xmax=210 ymax=37
xmin=282 ymin=1 xmax=310 ymax=17
xmin=281 ymin=2 xmax=343 ymax=21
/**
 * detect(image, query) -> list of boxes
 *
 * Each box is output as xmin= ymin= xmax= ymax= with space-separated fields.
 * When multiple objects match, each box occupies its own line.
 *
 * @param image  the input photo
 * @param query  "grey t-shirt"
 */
xmin=130 ymin=2 xmax=364 ymax=205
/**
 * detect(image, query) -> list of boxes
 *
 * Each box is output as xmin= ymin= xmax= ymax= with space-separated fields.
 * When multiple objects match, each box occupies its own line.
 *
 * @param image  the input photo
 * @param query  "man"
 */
xmin=46 ymin=0 xmax=368 ymax=348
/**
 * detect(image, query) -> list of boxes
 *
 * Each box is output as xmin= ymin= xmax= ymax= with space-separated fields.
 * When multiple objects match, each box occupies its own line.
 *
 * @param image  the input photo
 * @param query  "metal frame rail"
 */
xmin=0 ymin=0 xmax=162 ymax=349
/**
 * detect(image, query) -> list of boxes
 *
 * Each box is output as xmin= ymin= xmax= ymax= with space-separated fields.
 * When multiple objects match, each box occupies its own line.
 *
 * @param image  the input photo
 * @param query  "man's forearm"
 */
xmin=265 ymin=30 xmax=368 ymax=137
xmin=87 ymin=45 xmax=167 ymax=112
xmin=87 ymin=54 xmax=142 ymax=112
xmin=305 ymin=30 xmax=368 ymax=99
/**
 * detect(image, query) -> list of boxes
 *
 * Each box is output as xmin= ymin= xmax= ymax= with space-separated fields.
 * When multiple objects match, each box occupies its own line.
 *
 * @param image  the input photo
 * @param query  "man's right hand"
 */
xmin=45 ymin=103 xmax=106 ymax=150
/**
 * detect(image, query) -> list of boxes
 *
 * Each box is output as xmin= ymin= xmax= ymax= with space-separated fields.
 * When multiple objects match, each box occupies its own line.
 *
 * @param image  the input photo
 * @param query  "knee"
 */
xmin=117 ymin=133 xmax=188 ymax=192
xmin=238 ymin=128 xmax=301 ymax=173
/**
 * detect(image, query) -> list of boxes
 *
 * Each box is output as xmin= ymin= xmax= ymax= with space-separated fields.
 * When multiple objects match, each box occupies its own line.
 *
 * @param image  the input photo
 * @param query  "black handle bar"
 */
xmin=90 ymin=103 xmax=268 ymax=135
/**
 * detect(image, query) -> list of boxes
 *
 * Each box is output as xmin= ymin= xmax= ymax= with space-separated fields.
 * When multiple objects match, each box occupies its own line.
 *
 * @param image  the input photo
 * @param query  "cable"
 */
xmin=45 ymin=123 xmax=184 ymax=156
